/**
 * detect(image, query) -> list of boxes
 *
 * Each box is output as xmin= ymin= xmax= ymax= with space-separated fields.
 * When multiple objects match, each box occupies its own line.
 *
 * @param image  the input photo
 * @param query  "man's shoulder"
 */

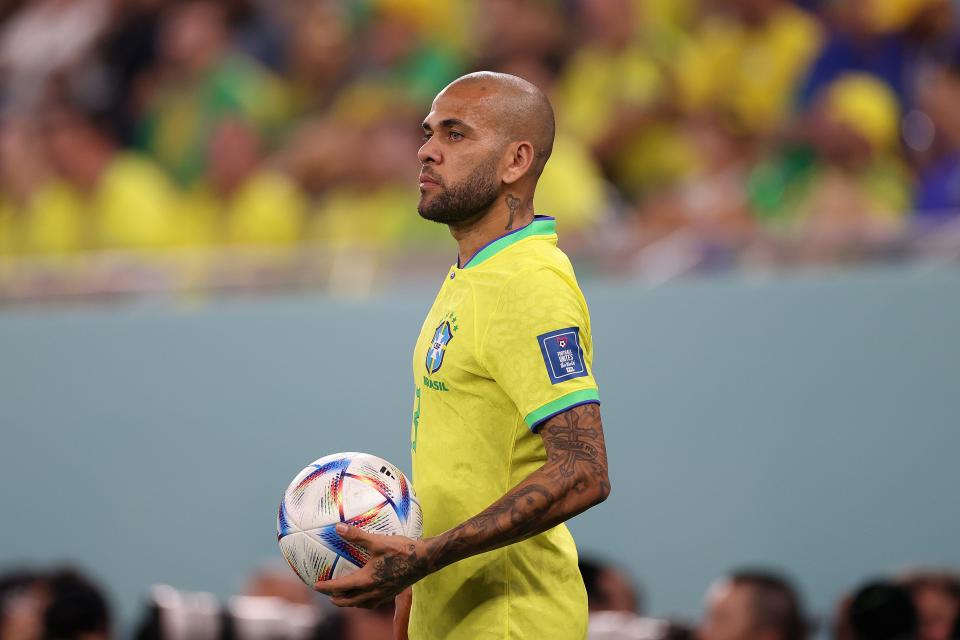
xmin=469 ymin=254 xmax=584 ymax=330
xmin=477 ymin=237 xmax=577 ymax=284
xmin=473 ymin=259 xmax=577 ymax=305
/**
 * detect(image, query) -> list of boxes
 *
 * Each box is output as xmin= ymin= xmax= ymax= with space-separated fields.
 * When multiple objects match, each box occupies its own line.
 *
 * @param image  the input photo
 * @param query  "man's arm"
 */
xmin=420 ymin=402 xmax=609 ymax=567
xmin=314 ymin=402 xmax=610 ymax=608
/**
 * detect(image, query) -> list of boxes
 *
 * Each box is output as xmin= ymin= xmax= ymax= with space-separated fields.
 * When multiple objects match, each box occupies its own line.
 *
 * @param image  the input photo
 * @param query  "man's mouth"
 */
xmin=419 ymin=172 xmax=441 ymax=188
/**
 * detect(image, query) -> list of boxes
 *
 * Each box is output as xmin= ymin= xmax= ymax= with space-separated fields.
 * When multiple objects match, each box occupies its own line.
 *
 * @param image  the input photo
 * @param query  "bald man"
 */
xmin=314 ymin=72 xmax=611 ymax=640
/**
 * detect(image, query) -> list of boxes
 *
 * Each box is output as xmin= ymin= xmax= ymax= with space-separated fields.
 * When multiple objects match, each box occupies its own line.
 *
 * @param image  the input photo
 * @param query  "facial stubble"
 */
xmin=417 ymin=157 xmax=500 ymax=226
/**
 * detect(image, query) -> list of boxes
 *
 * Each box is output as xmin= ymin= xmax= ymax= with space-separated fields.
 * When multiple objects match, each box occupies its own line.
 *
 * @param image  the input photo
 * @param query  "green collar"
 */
xmin=459 ymin=216 xmax=557 ymax=269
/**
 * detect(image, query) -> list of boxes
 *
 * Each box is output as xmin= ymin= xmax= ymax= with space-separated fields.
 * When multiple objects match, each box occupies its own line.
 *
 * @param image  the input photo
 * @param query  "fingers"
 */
xmin=313 ymin=525 xmax=382 ymax=593
xmin=330 ymin=592 xmax=382 ymax=608
xmin=313 ymin=566 xmax=374 ymax=594
xmin=336 ymin=523 xmax=374 ymax=545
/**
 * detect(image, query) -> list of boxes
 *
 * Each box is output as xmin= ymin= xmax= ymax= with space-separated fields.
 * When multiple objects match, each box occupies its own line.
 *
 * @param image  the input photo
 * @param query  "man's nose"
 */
xmin=418 ymin=137 xmax=440 ymax=165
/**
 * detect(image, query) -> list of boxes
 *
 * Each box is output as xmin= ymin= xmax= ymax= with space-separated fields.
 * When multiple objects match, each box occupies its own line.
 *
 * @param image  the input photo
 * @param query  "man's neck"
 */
xmin=450 ymin=190 xmax=535 ymax=267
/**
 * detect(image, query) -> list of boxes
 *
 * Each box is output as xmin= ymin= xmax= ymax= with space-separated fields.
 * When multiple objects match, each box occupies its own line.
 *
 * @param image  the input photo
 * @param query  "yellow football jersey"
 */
xmin=409 ymin=216 xmax=598 ymax=640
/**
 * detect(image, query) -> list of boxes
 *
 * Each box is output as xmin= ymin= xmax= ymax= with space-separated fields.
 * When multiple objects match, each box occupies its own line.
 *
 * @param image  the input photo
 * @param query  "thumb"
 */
xmin=336 ymin=522 xmax=368 ymax=542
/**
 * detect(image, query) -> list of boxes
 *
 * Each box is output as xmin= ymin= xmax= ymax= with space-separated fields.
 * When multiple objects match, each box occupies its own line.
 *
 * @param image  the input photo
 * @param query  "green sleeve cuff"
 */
xmin=524 ymin=388 xmax=600 ymax=431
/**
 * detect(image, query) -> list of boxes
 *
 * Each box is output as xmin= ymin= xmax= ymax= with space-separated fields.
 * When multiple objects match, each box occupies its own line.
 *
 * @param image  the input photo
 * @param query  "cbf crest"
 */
xmin=425 ymin=320 xmax=454 ymax=374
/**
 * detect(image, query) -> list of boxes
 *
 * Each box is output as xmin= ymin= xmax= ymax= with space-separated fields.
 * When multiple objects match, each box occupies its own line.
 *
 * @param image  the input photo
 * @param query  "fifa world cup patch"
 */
xmin=537 ymin=327 xmax=587 ymax=384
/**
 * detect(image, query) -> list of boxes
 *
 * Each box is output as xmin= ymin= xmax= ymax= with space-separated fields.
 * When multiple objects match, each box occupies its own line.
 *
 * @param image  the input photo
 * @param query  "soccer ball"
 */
xmin=277 ymin=452 xmax=423 ymax=586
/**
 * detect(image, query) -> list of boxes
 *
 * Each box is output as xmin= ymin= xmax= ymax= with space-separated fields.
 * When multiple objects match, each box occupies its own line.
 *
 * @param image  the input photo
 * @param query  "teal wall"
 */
xmin=2 ymin=268 xmax=959 ymax=630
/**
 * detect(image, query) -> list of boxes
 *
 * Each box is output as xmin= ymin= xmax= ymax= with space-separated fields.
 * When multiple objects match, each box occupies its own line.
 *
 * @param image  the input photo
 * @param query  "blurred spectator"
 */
xmin=579 ymin=557 xmax=642 ymax=615
xmin=798 ymin=0 xmax=953 ymax=109
xmin=309 ymin=0 xmax=467 ymax=139
xmin=43 ymin=568 xmax=111 ymax=640
xmin=243 ymin=563 xmax=315 ymax=607
xmin=229 ymin=0 xmax=289 ymax=72
xmin=579 ymin=558 xmax=688 ymax=640
xmin=555 ymin=0 xmax=690 ymax=199
xmin=349 ymin=0 xmax=464 ymax=107
xmin=0 ymin=569 xmax=46 ymax=640
xmin=699 ymin=569 xmax=810 ymax=640
xmin=131 ymin=563 xmax=399 ymax=640
xmin=135 ymin=0 xmax=290 ymax=186
xmin=0 ymin=0 xmax=110 ymax=109
xmin=632 ymin=115 xmax=758 ymax=256
xmin=847 ymin=580 xmax=918 ymax=640
xmin=282 ymin=1 xmax=353 ymax=117
xmin=675 ymin=0 xmax=823 ymax=135
xmin=0 ymin=113 xmax=83 ymax=257
xmin=86 ymin=0 xmax=166 ymax=144
xmin=176 ymin=117 xmax=305 ymax=248
xmin=748 ymin=72 xmax=910 ymax=256
xmin=306 ymin=109 xmax=431 ymax=253
xmin=556 ymin=0 xmax=664 ymax=145
xmin=277 ymin=118 xmax=362 ymax=199
xmin=0 ymin=0 xmax=958 ymax=294
xmin=913 ymin=55 xmax=960 ymax=224
xmin=41 ymin=101 xmax=179 ymax=251
xmin=833 ymin=592 xmax=858 ymax=640
xmin=476 ymin=0 xmax=567 ymax=76
xmin=587 ymin=613 xmax=678 ymax=640
xmin=900 ymin=570 xmax=960 ymax=640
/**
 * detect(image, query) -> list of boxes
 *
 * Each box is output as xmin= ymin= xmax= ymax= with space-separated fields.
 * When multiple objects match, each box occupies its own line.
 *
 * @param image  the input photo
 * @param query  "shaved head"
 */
xmin=437 ymin=71 xmax=557 ymax=177
xmin=440 ymin=71 xmax=556 ymax=177
xmin=417 ymin=71 xmax=556 ymax=227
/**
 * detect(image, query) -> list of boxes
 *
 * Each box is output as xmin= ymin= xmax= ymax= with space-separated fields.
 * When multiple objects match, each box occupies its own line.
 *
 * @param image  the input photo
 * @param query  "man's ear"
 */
xmin=501 ymin=141 xmax=535 ymax=185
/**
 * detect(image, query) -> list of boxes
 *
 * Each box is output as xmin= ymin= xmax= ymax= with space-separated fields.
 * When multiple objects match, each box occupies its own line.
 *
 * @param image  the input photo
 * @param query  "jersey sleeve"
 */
xmin=479 ymin=266 xmax=600 ymax=431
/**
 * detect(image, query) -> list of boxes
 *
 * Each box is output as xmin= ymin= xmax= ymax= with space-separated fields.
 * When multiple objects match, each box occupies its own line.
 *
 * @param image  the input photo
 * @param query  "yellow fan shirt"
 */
xmin=409 ymin=216 xmax=599 ymax=640
xmin=175 ymin=171 xmax=305 ymax=247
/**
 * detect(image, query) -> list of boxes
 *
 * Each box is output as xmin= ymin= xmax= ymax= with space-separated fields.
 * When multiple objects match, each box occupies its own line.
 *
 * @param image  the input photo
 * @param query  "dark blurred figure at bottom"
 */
xmin=44 ymin=568 xmax=112 ymax=640
xmin=835 ymin=580 xmax=918 ymax=640
xmin=133 ymin=563 xmax=395 ymax=640
xmin=699 ymin=569 xmax=810 ymax=640
xmin=0 ymin=566 xmax=111 ymax=640
xmin=581 ymin=556 xmax=643 ymax=615
xmin=579 ymin=556 xmax=693 ymax=640
xmin=0 ymin=569 xmax=46 ymax=640
xmin=901 ymin=571 xmax=960 ymax=640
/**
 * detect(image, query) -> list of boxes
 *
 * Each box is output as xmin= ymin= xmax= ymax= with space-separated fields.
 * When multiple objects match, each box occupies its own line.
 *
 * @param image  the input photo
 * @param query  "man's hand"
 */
xmin=313 ymin=524 xmax=430 ymax=609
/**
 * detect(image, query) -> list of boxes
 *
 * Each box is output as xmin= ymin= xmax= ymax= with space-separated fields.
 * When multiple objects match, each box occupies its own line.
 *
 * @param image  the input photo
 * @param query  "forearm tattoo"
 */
xmin=420 ymin=403 xmax=609 ymax=572
xmin=371 ymin=542 xmax=430 ymax=593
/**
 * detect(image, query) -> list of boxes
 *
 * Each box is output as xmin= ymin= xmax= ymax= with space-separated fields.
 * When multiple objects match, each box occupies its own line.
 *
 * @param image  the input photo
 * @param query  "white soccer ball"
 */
xmin=277 ymin=452 xmax=423 ymax=586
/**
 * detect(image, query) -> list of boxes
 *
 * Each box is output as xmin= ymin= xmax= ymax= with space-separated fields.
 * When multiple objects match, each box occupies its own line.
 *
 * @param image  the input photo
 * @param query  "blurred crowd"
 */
xmin=2 ymin=561 xmax=958 ymax=640
xmin=2 ymin=0 xmax=960 ymax=297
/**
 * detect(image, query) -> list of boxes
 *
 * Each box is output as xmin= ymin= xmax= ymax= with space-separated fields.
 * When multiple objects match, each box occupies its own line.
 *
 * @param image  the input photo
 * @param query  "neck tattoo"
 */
xmin=505 ymin=194 xmax=521 ymax=230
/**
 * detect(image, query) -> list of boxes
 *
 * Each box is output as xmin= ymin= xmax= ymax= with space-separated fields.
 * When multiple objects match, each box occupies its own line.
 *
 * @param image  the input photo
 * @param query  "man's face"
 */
xmin=596 ymin=567 xmax=638 ymax=613
xmin=417 ymin=85 xmax=504 ymax=225
xmin=700 ymin=582 xmax=762 ymax=640
xmin=161 ymin=1 xmax=226 ymax=71
xmin=915 ymin=585 xmax=960 ymax=640
xmin=0 ymin=582 xmax=47 ymax=640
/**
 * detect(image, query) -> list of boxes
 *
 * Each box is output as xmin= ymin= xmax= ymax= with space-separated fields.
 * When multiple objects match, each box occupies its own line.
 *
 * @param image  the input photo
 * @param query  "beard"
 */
xmin=417 ymin=158 xmax=500 ymax=226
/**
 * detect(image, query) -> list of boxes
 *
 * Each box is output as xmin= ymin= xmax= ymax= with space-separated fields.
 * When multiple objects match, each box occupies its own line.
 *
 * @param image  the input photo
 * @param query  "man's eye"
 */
xmin=421 ymin=132 xmax=432 ymax=141
xmin=449 ymin=131 xmax=463 ymax=141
